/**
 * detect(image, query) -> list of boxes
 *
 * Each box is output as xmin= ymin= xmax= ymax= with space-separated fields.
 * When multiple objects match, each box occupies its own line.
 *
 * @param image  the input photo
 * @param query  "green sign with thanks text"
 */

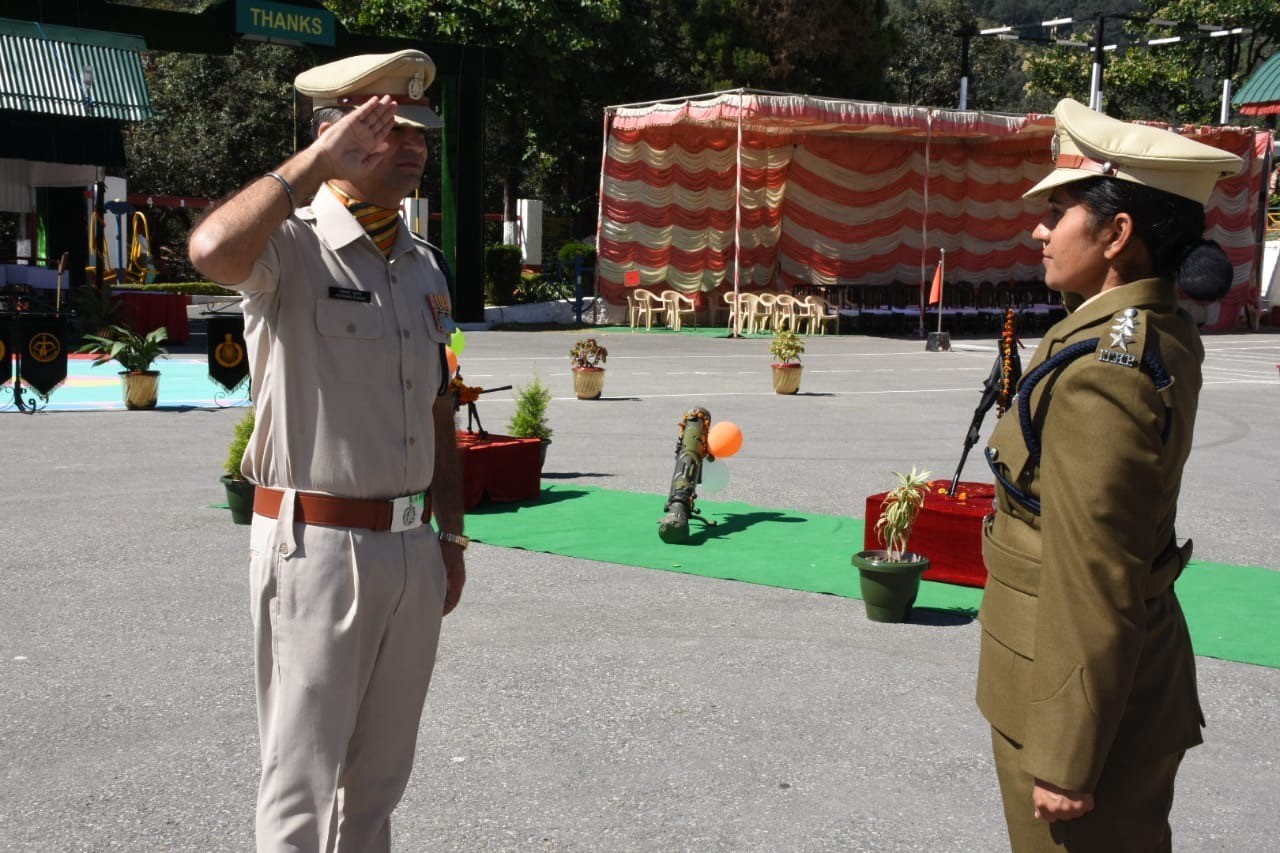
xmin=236 ymin=0 xmax=334 ymax=46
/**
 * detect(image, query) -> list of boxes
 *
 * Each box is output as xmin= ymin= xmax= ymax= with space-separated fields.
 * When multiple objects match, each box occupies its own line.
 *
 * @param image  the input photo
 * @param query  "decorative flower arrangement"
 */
xmin=570 ymin=337 xmax=608 ymax=370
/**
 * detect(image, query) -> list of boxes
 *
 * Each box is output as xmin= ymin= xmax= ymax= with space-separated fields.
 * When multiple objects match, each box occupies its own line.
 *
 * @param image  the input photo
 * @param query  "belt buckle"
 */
xmin=388 ymin=492 xmax=426 ymax=532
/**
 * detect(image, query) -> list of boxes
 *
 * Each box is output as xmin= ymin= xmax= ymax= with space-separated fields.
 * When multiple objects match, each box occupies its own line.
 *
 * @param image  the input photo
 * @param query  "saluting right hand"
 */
xmin=312 ymin=95 xmax=400 ymax=184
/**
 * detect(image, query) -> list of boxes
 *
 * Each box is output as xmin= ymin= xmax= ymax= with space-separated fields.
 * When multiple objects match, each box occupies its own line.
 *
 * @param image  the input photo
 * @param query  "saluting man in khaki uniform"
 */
xmin=189 ymin=50 xmax=469 ymax=852
xmin=977 ymin=99 xmax=1242 ymax=852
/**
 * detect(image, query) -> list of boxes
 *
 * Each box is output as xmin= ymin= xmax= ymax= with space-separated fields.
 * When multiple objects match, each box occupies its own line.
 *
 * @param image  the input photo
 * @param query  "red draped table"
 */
xmin=863 ymin=481 xmax=994 ymax=588
xmin=118 ymin=291 xmax=191 ymax=343
xmin=456 ymin=431 xmax=542 ymax=509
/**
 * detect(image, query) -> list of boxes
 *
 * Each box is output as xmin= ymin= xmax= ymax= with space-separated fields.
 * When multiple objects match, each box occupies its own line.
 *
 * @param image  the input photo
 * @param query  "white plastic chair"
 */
xmin=662 ymin=290 xmax=697 ymax=331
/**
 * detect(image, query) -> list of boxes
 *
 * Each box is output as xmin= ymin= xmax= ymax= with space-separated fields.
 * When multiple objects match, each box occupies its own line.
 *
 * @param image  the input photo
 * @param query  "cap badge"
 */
xmin=1050 ymin=135 xmax=1060 ymax=162
xmin=408 ymin=72 xmax=425 ymax=100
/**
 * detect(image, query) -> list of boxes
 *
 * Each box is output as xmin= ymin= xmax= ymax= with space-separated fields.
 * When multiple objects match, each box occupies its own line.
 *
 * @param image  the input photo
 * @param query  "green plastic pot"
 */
xmin=852 ymin=550 xmax=931 ymax=623
xmin=220 ymin=475 xmax=256 ymax=525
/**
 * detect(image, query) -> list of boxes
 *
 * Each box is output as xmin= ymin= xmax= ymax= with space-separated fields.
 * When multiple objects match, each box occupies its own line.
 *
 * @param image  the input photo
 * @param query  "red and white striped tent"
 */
xmin=596 ymin=89 xmax=1271 ymax=331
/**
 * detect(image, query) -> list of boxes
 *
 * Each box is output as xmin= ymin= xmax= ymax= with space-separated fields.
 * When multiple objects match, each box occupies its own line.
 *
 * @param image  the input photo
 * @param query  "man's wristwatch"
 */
xmin=438 ymin=531 xmax=469 ymax=550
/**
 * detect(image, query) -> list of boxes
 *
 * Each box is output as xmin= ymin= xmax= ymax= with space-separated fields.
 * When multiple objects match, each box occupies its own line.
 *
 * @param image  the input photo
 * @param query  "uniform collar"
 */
xmin=302 ymin=184 xmax=416 ymax=260
xmin=307 ymin=183 xmax=368 ymax=251
xmin=1047 ymin=278 xmax=1174 ymax=345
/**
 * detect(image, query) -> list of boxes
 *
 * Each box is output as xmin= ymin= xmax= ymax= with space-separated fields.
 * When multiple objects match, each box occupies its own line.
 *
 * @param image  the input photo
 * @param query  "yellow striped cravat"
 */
xmin=328 ymin=183 xmax=400 ymax=257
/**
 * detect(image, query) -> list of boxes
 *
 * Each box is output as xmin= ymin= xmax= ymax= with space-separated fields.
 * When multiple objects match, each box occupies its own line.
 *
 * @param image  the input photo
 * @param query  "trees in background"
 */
xmin=121 ymin=0 xmax=1275 ymax=259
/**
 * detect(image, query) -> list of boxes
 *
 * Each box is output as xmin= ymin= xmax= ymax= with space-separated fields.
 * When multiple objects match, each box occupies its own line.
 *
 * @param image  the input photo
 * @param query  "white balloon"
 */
xmin=700 ymin=459 xmax=729 ymax=493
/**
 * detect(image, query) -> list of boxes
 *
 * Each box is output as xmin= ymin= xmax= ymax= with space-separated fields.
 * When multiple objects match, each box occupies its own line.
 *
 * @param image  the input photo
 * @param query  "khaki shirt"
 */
xmin=977 ymin=278 xmax=1204 ymax=792
xmin=226 ymin=184 xmax=452 ymax=500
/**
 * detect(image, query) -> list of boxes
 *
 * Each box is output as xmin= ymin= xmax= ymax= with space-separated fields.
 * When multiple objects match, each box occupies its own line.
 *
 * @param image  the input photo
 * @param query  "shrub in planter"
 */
xmin=569 ymin=337 xmax=608 ymax=400
xmin=508 ymin=373 xmax=553 ymax=465
xmin=221 ymin=408 xmax=257 ymax=525
xmin=484 ymin=243 xmax=523 ymax=305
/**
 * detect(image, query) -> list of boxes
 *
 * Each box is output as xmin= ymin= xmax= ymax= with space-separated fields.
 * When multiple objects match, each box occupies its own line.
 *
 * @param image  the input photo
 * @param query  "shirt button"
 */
xmin=405 ymin=380 xmax=413 ymax=390
xmin=402 ymin=328 xmax=410 ymax=339
xmin=391 ymin=275 xmax=399 ymax=284
xmin=347 ymin=323 xmax=357 ymax=334
xmin=408 ymin=436 xmax=417 ymax=446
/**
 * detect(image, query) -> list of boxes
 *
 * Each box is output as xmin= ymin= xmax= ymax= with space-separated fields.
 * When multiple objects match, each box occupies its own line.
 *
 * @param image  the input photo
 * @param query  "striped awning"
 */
xmin=1233 ymin=51 xmax=1280 ymax=116
xmin=0 ymin=17 xmax=151 ymax=121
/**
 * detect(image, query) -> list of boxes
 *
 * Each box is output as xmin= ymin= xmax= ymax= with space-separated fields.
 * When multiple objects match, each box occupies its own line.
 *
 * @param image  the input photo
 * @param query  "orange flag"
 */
xmin=928 ymin=262 xmax=943 ymax=306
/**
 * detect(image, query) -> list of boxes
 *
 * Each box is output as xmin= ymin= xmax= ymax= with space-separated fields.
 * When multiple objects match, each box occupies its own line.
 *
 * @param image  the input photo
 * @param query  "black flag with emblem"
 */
xmin=17 ymin=314 xmax=70 ymax=396
xmin=206 ymin=315 xmax=249 ymax=391
xmin=0 ymin=313 xmax=15 ymax=382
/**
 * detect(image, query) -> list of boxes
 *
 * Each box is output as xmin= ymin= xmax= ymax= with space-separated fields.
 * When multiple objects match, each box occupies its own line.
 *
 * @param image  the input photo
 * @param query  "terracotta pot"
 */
xmin=771 ymin=363 xmax=802 ymax=395
xmin=121 ymin=370 xmax=160 ymax=410
xmin=573 ymin=366 xmax=605 ymax=399
xmin=852 ymin=550 xmax=931 ymax=623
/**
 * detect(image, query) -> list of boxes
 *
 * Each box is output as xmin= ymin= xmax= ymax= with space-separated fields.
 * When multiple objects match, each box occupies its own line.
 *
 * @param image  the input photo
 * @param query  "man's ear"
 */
xmin=316 ymin=122 xmax=335 ymax=138
xmin=1102 ymin=212 xmax=1136 ymax=260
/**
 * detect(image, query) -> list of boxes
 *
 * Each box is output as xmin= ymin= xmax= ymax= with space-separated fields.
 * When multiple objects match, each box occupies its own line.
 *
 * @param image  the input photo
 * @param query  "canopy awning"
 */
xmin=1233 ymin=51 xmax=1280 ymax=116
xmin=0 ymin=17 xmax=151 ymax=121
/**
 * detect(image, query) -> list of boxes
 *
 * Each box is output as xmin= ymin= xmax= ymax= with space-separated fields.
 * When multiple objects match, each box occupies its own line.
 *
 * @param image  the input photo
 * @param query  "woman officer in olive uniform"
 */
xmin=976 ymin=99 xmax=1243 ymax=852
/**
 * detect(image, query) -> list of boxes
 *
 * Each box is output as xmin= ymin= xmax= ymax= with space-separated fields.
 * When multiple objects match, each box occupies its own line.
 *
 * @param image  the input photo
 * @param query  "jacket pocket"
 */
xmin=316 ymin=297 xmax=383 ymax=340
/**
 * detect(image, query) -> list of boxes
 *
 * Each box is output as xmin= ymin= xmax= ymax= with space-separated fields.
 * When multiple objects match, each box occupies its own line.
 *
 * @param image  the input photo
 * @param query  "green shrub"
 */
xmin=507 ymin=374 xmax=553 ymax=441
xmin=124 ymin=281 xmax=239 ymax=297
xmin=224 ymin=408 xmax=256 ymax=479
xmin=515 ymin=271 xmax=572 ymax=304
xmin=484 ymin=243 xmax=523 ymax=305
xmin=557 ymin=241 xmax=596 ymax=267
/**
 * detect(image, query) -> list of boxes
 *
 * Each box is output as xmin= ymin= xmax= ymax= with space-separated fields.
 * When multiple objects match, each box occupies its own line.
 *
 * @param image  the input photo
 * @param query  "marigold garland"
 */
xmin=449 ymin=376 xmax=482 ymax=405
xmin=677 ymin=408 xmax=712 ymax=460
xmin=998 ymin=308 xmax=1019 ymax=416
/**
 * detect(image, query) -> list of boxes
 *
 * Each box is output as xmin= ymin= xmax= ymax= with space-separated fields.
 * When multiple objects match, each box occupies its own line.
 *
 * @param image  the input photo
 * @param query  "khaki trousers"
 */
xmin=991 ymin=728 xmax=1183 ymax=853
xmin=250 ymin=510 xmax=445 ymax=853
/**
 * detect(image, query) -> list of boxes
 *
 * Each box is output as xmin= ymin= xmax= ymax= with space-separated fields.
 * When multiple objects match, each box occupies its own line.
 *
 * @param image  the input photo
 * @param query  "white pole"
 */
xmin=936 ymin=249 xmax=946 ymax=336
xmin=959 ymin=77 xmax=969 ymax=111
xmin=1090 ymin=63 xmax=1103 ymax=111
xmin=1220 ymin=78 xmax=1232 ymax=125
xmin=733 ymin=89 xmax=744 ymax=336
xmin=920 ymin=112 xmax=933 ymax=337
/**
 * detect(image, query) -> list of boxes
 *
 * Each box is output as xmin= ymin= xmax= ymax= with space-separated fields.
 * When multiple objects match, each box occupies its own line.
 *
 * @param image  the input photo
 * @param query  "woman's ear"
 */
xmin=1102 ymin=211 xmax=1137 ymax=260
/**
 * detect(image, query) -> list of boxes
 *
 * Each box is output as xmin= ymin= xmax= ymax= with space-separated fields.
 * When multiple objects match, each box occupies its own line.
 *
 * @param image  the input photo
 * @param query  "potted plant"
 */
xmin=852 ymin=466 xmax=933 ymax=623
xmin=75 ymin=323 xmax=169 ymax=410
xmin=507 ymin=372 xmax=553 ymax=467
xmin=570 ymin=337 xmax=608 ymax=399
xmin=769 ymin=326 xmax=805 ymax=394
xmin=221 ymin=408 xmax=256 ymax=525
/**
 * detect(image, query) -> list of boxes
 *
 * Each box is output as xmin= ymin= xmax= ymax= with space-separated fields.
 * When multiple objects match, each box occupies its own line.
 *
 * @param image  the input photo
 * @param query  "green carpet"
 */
xmin=467 ymin=485 xmax=1280 ymax=670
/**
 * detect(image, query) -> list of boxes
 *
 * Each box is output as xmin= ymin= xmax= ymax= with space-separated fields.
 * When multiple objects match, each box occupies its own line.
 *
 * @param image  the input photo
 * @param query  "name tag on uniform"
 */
xmin=329 ymin=287 xmax=372 ymax=303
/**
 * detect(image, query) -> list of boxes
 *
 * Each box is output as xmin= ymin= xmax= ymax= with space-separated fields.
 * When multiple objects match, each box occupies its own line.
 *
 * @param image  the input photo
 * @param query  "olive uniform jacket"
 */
xmin=977 ymin=277 xmax=1204 ymax=793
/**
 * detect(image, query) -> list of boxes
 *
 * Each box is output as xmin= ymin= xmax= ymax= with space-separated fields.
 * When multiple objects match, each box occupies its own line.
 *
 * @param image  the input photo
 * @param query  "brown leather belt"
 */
xmin=254 ymin=486 xmax=431 ymax=532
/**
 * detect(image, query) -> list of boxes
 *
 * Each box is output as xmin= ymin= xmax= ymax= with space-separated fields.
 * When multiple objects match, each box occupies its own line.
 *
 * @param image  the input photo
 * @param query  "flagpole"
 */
xmin=936 ymin=248 xmax=945 ymax=336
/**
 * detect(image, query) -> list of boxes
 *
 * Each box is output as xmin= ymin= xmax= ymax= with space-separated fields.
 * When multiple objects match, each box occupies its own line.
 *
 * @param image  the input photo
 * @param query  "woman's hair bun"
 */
xmin=1177 ymin=239 xmax=1234 ymax=302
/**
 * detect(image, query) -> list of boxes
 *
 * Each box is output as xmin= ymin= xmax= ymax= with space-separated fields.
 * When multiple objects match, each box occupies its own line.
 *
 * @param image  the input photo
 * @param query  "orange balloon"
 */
xmin=446 ymin=346 xmax=458 ymax=376
xmin=707 ymin=421 xmax=743 ymax=458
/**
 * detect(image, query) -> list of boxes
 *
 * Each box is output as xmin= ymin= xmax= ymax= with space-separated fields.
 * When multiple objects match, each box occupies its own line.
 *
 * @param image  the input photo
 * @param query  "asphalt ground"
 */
xmin=2 ymin=324 xmax=1278 ymax=852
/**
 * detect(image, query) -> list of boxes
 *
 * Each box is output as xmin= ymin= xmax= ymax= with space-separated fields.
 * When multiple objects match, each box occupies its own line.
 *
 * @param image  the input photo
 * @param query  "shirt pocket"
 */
xmin=316 ymin=297 xmax=383 ymax=340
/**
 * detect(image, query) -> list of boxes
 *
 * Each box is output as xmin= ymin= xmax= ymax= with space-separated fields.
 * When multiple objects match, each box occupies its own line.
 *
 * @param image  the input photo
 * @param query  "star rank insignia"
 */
xmin=1109 ymin=307 xmax=1138 ymax=352
xmin=1098 ymin=307 xmax=1139 ymax=368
